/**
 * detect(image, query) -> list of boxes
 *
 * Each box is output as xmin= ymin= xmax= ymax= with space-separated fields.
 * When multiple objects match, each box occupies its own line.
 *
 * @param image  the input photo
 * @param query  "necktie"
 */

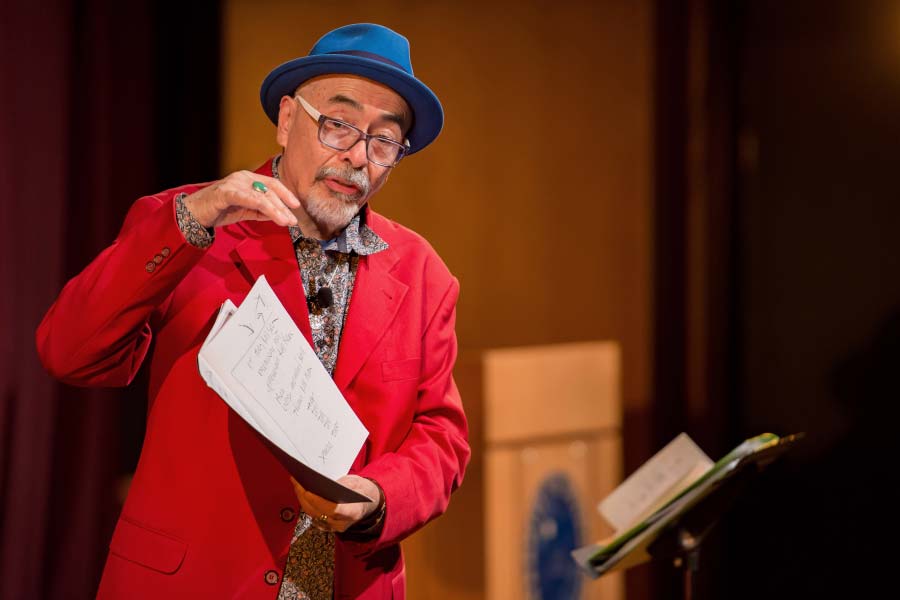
xmin=277 ymin=513 xmax=335 ymax=600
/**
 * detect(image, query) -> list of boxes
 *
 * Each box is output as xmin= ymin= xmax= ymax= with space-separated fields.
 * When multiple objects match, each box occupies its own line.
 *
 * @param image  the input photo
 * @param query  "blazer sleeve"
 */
xmin=36 ymin=191 xmax=208 ymax=387
xmin=350 ymin=275 xmax=471 ymax=554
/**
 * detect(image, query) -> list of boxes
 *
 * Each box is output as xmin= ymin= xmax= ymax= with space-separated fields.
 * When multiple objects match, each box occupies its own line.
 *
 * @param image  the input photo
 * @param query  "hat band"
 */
xmin=325 ymin=50 xmax=407 ymax=72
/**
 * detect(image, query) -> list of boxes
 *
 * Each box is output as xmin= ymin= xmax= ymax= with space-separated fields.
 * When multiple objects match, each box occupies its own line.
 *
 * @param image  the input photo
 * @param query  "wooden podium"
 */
xmin=403 ymin=341 xmax=625 ymax=599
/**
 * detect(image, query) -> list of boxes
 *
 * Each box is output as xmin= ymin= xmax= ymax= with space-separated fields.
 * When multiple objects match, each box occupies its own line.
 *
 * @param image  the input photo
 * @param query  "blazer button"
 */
xmin=280 ymin=507 xmax=296 ymax=522
xmin=160 ymin=247 xmax=171 ymax=257
xmin=264 ymin=569 xmax=280 ymax=585
xmin=153 ymin=254 xmax=163 ymax=264
xmin=145 ymin=262 xmax=155 ymax=273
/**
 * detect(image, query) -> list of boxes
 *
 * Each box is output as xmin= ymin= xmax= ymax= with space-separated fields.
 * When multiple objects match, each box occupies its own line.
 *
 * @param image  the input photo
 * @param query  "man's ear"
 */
xmin=275 ymin=96 xmax=296 ymax=147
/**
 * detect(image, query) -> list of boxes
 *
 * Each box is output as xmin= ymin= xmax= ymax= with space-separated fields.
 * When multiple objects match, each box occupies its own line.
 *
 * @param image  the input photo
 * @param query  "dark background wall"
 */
xmin=652 ymin=2 xmax=900 ymax=598
xmin=723 ymin=1 xmax=900 ymax=597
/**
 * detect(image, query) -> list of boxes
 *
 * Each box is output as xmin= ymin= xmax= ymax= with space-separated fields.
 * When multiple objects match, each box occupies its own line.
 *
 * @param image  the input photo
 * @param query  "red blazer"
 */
xmin=36 ymin=160 xmax=470 ymax=599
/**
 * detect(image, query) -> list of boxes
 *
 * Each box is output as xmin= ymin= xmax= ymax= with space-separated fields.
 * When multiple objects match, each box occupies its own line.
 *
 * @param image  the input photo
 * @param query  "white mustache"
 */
xmin=315 ymin=166 xmax=370 ymax=197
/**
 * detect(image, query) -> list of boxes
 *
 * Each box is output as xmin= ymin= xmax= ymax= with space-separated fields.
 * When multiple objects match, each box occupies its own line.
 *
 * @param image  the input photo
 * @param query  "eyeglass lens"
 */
xmin=319 ymin=119 xmax=403 ymax=166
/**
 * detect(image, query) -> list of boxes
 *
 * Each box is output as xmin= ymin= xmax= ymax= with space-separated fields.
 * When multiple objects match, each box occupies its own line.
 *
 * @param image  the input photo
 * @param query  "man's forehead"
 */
xmin=298 ymin=74 xmax=411 ymax=121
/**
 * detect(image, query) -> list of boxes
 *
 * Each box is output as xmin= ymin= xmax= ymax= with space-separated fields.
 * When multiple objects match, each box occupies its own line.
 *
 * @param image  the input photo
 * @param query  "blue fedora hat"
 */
xmin=260 ymin=23 xmax=443 ymax=155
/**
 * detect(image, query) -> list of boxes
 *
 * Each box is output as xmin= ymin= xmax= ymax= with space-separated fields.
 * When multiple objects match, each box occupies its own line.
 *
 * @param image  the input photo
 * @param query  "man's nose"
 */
xmin=340 ymin=138 xmax=369 ymax=169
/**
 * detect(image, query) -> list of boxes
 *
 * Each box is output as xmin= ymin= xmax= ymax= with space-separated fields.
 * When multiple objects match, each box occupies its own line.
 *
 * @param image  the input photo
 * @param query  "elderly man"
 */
xmin=37 ymin=23 xmax=469 ymax=600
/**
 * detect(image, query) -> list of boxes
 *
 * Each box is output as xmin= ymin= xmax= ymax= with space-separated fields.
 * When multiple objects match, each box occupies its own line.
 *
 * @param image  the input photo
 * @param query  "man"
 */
xmin=37 ymin=23 xmax=469 ymax=600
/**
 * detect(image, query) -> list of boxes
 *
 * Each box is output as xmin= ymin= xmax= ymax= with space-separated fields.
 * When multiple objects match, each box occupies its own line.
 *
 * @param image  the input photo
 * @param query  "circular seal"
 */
xmin=526 ymin=472 xmax=584 ymax=600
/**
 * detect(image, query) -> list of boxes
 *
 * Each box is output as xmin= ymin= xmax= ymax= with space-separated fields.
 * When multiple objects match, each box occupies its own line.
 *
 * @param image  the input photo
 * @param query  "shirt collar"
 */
xmin=273 ymin=154 xmax=389 ymax=256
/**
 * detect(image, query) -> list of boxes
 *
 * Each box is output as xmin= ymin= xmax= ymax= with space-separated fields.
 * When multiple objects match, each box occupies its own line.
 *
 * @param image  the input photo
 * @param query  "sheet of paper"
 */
xmin=200 ymin=299 xmax=266 ymax=432
xmin=198 ymin=275 xmax=368 ymax=482
xmin=598 ymin=432 xmax=712 ymax=532
xmin=202 ymin=298 xmax=238 ymax=349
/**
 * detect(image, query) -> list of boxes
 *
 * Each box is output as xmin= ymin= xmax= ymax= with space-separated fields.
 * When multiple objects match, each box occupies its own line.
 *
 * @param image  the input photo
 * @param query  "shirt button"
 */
xmin=280 ymin=507 xmax=296 ymax=522
xmin=145 ymin=262 xmax=155 ymax=273
xmin=160 ymin=247 xmax=171 ymax=257
xmin=264 ymin=569 xmax=280 ymax=585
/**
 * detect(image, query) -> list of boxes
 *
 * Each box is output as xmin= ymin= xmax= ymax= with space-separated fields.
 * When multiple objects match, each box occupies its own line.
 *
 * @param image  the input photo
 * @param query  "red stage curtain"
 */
xmin=0 ymin=1 xmax=219 ymax=597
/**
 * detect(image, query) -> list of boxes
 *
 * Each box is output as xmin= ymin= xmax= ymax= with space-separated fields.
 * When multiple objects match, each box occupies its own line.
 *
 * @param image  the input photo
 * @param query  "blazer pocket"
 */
xmin=109 ymin=516 xmax=187 ymax=574
xmin=381 ymin=358 xmax=421 ymax=382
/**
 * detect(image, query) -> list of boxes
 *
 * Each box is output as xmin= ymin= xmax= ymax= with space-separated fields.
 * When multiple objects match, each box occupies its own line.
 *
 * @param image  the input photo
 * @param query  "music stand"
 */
xmin=572 ymin=433 xmax=803 ymax=599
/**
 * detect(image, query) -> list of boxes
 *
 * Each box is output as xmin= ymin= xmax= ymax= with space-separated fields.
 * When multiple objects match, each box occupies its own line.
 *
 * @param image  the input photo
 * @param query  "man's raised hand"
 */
xmin=182 ymin=171 xmax=300 ymax=229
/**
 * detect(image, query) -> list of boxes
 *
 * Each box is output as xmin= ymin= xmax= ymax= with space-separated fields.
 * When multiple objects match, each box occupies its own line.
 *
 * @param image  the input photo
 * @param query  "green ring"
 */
xmin=252 ymin=181 xmax=268 ymax=194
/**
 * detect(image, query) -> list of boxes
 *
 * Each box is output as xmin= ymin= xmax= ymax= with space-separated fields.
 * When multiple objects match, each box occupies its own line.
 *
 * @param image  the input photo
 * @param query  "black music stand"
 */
xmin=572 ymin=434 xmax=804 ymax=600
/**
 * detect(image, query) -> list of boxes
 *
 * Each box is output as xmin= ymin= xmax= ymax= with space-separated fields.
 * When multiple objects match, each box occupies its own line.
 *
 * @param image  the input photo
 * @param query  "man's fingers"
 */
xmin=242 ymin=173 xmax=300 ymax=221
xmin=212 ymin=171 xmax=296 ymax=227
xmin=294 ymin=491 xmax=363 ymax=532
xmin=227 ymin=182 xmax=296 ymax=227
xmin=183 ymin=170 xmax=300 ymax=229
xmin=259 ymin=175 xmax=301 ymax=210
xmin=300 ymin=489 xmax=338 ymax=517
xmin=295 ymin=487 xmax=337 ymax=525
xmin=291 ymin=479 xmax=334 ymax=523
xmin=290 ymin=478 xmax=369 ymax=532
xmin=326 ymin=519 xmax=351 ymax=533
xmin=244 ymin=181 xmax=297 ymax=226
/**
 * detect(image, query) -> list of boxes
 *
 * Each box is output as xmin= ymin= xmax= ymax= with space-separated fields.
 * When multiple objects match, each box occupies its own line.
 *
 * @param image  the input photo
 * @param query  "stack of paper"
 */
xmin=598 ymin=433 xmax=713 ymax=537
xmin=198 ymin=275 xmax=370 ymax=503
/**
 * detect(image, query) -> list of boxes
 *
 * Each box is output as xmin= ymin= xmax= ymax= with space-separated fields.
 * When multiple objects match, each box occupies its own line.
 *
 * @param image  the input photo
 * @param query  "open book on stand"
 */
xmin=572 ymin=432 xmax=801 ymax=577
xmin=197 ymin=275 xmax=371 ymax=504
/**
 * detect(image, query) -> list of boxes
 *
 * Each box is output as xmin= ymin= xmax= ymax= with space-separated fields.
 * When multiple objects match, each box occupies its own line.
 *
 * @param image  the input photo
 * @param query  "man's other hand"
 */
xmin=290 ymin=475 xmax=382 ymax=533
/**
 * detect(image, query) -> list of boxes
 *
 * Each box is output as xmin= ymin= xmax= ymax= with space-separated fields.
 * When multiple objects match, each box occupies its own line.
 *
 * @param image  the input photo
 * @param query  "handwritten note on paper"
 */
xmin=197 ymin=275 xmax=368 ymax=482
xmin=598 ymin=433 xmax=713 ymax=532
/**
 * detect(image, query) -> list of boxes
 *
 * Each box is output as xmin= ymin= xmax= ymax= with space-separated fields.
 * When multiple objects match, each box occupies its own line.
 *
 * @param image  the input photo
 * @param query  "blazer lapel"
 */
xmin=229 ymin=215 xmax=407 ymax=390
xmin=333 ymin=249 xmax=408 ymax=392
xmin=231 ymin=221 xmax=313 ymax=344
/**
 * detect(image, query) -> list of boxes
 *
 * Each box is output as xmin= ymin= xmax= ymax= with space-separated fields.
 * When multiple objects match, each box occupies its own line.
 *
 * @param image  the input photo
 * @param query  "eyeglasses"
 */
xmin=295 ymin=95 xmax=409 ymax=168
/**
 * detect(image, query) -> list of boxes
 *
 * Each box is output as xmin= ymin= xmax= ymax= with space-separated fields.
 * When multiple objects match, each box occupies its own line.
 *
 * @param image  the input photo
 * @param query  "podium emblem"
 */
xmin=527 ymin=472 xmax=583 ymax=600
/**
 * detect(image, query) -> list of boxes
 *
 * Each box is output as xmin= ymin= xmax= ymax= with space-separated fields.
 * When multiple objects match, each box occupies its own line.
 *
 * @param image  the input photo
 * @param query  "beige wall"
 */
xmin=222 ymin=0 xmax=654 ymax=595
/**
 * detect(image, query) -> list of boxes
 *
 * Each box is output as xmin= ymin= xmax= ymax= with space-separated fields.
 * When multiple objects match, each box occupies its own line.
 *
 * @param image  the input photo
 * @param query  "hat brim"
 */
xmin=260 ymin=55 xmax=443 ymax=155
